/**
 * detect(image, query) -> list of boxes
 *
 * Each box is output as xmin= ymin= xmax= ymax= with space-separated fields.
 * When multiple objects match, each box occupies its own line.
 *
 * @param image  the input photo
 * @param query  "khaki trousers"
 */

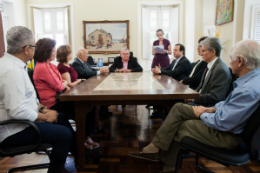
xmin=152 ymin=103 xmax=242 ymax=166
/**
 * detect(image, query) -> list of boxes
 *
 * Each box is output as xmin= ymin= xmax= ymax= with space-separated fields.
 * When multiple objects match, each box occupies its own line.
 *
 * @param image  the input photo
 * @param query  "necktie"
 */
xmin=197 ymin=67 xmax=208 ymax=92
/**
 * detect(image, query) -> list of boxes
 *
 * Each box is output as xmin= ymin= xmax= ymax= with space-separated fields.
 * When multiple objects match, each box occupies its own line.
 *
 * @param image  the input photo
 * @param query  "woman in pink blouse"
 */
xmin=33 ymin=38 xmax=99 ymax=150
xmin=33 ymin=39 xmax=69 ymax=109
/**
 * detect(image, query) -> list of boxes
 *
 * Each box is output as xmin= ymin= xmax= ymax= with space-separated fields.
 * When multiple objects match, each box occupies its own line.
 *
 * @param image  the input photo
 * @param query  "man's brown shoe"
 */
xmin=128 ymin=150 xmax=159 ymax=162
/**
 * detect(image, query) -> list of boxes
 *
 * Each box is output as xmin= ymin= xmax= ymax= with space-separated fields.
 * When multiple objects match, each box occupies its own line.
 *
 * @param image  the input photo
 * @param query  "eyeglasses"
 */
xmin=22 ymin=45 xmax=37 ymax=51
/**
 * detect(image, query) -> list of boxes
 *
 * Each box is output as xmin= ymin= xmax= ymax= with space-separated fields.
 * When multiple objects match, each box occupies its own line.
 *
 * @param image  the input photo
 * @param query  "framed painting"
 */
xmin=205 ymin=26 xmax=215 ymax=37
xmin=83 ymin=20 xmax=129 ymax=54
xmin=215 ymin=0 xmax=234 ymax=26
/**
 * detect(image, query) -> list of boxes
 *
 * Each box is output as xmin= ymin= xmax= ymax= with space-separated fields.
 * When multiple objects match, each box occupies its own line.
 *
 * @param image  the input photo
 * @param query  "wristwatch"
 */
xmin=39 ymin=106 xmax=47 ymax=113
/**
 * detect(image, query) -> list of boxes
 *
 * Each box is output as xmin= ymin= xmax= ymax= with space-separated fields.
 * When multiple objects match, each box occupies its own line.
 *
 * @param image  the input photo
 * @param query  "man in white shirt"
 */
xmin=0 ymin=26 xmax=75 ymax=173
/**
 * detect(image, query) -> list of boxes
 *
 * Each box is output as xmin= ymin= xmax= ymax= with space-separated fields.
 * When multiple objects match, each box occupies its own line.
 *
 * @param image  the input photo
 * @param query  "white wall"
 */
xmin=13 ymin=0 xmax=28 ymax=26
xmin=25 ymin=0 xmax=199 ymax=71
xmin=243 ymin=0 xmax=260 ymax=39
xmin=184 ymin=0 xmax=195 ymax=62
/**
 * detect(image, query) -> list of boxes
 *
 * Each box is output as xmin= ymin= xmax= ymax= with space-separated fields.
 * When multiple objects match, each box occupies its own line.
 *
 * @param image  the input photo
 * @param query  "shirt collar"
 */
xmin=176 ymin=56 xmax=183 ymax=62
xmin=5 ymin=52 xmax=28 ymax=71
xmin=233 ymin=68 xmax=260 ymax=88
xmin=207 ymin=57 xmax=218 ymax=71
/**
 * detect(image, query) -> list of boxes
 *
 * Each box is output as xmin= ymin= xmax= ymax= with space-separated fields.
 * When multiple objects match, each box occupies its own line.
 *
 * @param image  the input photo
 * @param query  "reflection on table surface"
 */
xmin=94 ymin=72 xmax=165 ymax=91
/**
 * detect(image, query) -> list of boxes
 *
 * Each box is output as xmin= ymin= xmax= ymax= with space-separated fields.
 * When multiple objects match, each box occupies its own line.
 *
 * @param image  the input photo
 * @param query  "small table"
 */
xmin=59 ymin=72 xmax=199 ymax=171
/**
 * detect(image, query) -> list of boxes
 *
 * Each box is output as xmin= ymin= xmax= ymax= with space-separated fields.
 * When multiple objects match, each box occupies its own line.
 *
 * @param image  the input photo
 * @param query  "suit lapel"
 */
xmin=200 ymin=58 xmax=220 ymax=92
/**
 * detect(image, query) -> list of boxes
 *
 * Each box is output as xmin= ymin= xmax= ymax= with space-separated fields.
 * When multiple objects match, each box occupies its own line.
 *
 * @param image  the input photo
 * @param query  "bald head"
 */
xmin=76 ymin=48 xmax=88 ymax=62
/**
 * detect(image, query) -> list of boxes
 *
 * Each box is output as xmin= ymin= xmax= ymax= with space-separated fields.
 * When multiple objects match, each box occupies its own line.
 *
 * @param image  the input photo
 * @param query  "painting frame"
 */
xmin=215 ymin=0 xmax=234 ymax=26
xmin=83 ymin=20 xmax=129 ymax=54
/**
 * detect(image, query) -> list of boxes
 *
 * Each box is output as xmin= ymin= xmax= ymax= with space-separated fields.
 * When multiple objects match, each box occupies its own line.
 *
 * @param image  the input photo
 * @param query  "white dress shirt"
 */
xmin=76 ymin=57 xmax=100 ymax=75
xmin=189 ymin=60 xmax=201 ymax=77
xmin=172 ymin=56 xmax=183 ymax=71
xmin=198 ymin=57 xmax=218 ymax=94
xmin=0 ymin=53 xmax=39 ymax=142
xmin=205 ymin=57 xmax=218 ymax=79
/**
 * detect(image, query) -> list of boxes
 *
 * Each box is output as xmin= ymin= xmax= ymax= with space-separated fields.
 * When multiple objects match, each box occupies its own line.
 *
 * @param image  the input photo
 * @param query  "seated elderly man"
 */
xmin=186 ymin=37 xmax=231 ymax=107
xmin=109 ymin=48 xmax=143 ymax=72
xmin=0 ymin=26 xmax=75 ymax=173
xmin=72 ymin=48 xmax=109 ymax=79
xmin=129 ymin=39 xmax=260 ymax=173
xmin=152 ymin=44 xmax=191 ymax=81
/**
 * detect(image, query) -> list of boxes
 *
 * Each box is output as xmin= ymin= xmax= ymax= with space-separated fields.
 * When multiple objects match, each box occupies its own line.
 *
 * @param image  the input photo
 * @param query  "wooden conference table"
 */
xmin=59 ymin=71 xmax=199 ymax=171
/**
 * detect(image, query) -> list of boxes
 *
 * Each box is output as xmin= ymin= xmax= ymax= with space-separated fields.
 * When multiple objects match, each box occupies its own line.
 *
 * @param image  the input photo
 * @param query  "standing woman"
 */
xmin=151 ymin=29 xmax=172 ymax=68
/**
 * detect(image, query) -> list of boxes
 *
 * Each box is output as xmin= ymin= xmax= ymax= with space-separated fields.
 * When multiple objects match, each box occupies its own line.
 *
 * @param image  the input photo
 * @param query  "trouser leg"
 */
xmin=159 ymin=119 xmax=242 ymax=166
xmin=1 ymin=122 xmax=72 ymax=173
xmin=152 ymin=103 xmax=198 ymax=150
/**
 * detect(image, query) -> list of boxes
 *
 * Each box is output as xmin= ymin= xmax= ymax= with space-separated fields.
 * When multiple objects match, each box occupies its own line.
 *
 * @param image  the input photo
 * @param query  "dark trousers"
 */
xmin=0 ymin=113 xmax=77 ymax=173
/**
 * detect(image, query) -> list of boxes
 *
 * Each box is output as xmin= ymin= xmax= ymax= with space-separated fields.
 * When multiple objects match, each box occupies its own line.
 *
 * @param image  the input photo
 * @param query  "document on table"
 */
xmin=154 ymin=45 xmax=165 ymax=54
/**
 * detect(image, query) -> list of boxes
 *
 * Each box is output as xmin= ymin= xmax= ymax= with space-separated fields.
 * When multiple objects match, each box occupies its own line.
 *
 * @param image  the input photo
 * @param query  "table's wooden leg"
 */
xmin=74 ymin=101 xmax=92 ymax=171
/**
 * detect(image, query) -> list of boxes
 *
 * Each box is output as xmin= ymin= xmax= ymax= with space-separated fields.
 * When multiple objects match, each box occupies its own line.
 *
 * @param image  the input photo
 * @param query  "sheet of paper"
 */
xmin=154 ymin=45 xmax=164 ymax=54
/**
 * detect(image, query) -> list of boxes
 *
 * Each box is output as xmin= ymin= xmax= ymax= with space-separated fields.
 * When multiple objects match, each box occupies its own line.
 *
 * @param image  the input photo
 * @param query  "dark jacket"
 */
xmin=182 ymin=60 xmax=208 ymax=90
xmin=194 ymin=58 xmax=231 ymax=106
xmin=109 ymin=56 xmax=143 ymax=72
xmin=161 ymin=56 xmax=191 ymax=81
xmin=72 ymin=58 xmax=99 ymax=80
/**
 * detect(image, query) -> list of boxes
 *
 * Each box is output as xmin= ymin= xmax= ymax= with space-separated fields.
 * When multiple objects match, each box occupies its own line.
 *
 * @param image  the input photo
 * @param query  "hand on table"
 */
xmin=100 ymin=68 xmax=109 ymax=74
xmin=152 ymin=68 xmax=160 ymax=75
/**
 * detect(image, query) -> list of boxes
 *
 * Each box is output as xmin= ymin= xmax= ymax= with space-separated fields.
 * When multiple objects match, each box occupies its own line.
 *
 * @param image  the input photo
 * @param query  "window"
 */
xmin=250 ymin=5 xmax=260 ymax=44
xmin=142 ymin=6 xmax=178 ymax=59
xmin=33 ymin=7 xmax=70 ymax=53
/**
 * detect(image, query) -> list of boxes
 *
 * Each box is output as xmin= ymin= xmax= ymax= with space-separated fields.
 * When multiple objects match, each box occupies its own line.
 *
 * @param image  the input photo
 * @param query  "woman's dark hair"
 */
xmin=175 ymin=43 xmax=185 ymax=55
xmin=33 ymin=38 xmax=56 ymax=62
xmin=198 ymin=36 xmax=208 ymax=43
xmin=56 ymin=45 xmax=72 ymax=63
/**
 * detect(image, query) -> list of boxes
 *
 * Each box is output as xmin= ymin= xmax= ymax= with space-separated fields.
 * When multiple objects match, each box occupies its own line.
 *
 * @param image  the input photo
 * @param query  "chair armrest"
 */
xmin=0 ymin=120 xmax=42 ymax=155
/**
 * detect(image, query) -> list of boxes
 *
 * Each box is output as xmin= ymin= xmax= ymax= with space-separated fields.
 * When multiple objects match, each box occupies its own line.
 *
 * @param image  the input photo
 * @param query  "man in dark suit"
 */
xmin=180 ymin=37 xmax=208 ymax=90
xmin=72 ymin=48 xmax=109 ymax=80
xmin=109 ymin=48 xmax=143 ymax=72
xmin=152 ymin=44 xmax=191 ymax=81
xmin=186 ymin=37 xmax=231 ymax=107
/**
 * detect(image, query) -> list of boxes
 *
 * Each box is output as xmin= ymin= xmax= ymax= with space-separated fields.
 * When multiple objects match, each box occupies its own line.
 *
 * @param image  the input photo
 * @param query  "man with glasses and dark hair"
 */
xmin=180 ymin=37 xmax=208 ymax=90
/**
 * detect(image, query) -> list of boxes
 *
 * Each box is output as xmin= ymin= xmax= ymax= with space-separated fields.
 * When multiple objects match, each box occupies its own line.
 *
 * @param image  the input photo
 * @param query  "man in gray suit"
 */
xmin=186 ymin=37 xmax=231 ymax=107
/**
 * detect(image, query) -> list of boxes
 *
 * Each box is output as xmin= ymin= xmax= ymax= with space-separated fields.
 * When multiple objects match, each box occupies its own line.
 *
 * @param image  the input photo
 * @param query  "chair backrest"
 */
xmin=87 ymin=56 xmax=95 ymax=65
xmin=226 ymin=68 xmax=238 ymax=98
xmin=242 ymin=104 xmax=260 ymax=149
xmin=27 ymin=69 xmax=40 ymax=100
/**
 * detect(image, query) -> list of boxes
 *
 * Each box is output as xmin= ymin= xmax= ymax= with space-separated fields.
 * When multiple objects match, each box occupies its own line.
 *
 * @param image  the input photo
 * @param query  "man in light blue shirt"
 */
xmin=129 ymin=39 xmax=260 ymax=173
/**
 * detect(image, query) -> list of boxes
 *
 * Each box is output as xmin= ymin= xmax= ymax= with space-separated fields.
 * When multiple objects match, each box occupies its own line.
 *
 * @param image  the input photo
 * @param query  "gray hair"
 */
xmin=200 ymin=37 xmax=222 ymax=57
xmin=76 ymin=47 xmax=87 ymax=57
xmin=6 ymin=26 xmax=34 ymax=54
xmin=156 ymin=29 xmax=164 ymax=34
xmin=231 ymin=39 xmax=260 ymax=70
xmin=120 ymin=48 xmax=130 ymax=54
